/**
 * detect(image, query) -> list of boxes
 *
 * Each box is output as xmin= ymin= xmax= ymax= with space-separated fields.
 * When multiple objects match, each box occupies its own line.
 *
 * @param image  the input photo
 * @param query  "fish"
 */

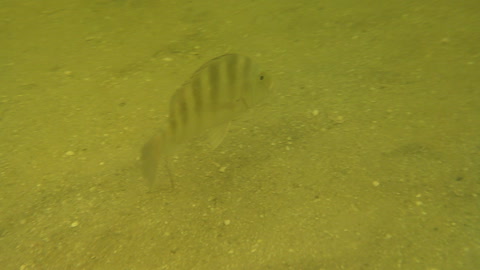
xmin=141 ymin=53 xmax=273 ymax=187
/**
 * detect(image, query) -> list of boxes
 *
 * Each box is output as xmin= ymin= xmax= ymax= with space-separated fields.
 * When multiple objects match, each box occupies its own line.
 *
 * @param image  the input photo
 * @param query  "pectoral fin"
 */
xmin=206 ymin=122 xmax=231 ymax=150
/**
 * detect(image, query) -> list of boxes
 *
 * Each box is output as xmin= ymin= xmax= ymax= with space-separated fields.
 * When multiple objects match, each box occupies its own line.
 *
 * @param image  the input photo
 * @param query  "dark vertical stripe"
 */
xmin=192 ymin=77 xmax=202 ymax=114
xmin=169 ymin=108 xmax=177 ymax=137
xmin=178 ymin=93 xmax=188 ymax=126
xmin=170 ymin=117 xmax=176 ymax=135
xmin=226 ymin=55 xmax=237 ymax=95
xmin=209 ymin=62 xmax=220 ymax=109
xmin=242 ymin=56 xmax=252 ymax=97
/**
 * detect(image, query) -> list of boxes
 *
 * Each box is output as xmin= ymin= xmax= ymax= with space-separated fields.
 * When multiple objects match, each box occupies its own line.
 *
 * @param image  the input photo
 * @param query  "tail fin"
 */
xmin=141 ymin=134 xmax=163 ymax=187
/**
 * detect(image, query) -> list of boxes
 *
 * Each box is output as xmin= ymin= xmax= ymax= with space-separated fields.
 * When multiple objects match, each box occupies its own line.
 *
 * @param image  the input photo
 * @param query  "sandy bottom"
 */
xmin=1 ymin=0 xmax=479 ymax=269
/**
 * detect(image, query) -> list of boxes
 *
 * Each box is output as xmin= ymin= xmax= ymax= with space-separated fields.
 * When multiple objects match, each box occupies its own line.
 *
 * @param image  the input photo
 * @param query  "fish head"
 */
xmin=244 ymin=68 xmax=273 ymax=107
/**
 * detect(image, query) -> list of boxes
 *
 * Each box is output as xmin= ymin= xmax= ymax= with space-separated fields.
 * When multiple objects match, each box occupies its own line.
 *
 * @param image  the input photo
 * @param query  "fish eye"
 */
xmin=259 ymin=75 xmax=264 ymax=80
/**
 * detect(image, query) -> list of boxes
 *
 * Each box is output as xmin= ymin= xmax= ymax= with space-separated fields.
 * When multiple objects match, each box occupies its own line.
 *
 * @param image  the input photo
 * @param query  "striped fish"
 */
xmin=141 ymin=54 xmax=273 ymax=187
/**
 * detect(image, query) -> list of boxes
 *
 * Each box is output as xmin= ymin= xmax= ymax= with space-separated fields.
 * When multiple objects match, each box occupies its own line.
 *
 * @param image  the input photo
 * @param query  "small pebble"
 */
xmin=333 ymin=115 xmax=344 ymax=123
xmin=65 ymin=151 xmax=75 ymax=156
xmin=372 ymin=181 xmax=380 ymax=187
xmin=71 ymin=221 xmax=79 ymax=227
xmin=312 ymin=109 xmax=319 ymax=116
xmin=224 ymin=220 xmax=231 ymax=225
